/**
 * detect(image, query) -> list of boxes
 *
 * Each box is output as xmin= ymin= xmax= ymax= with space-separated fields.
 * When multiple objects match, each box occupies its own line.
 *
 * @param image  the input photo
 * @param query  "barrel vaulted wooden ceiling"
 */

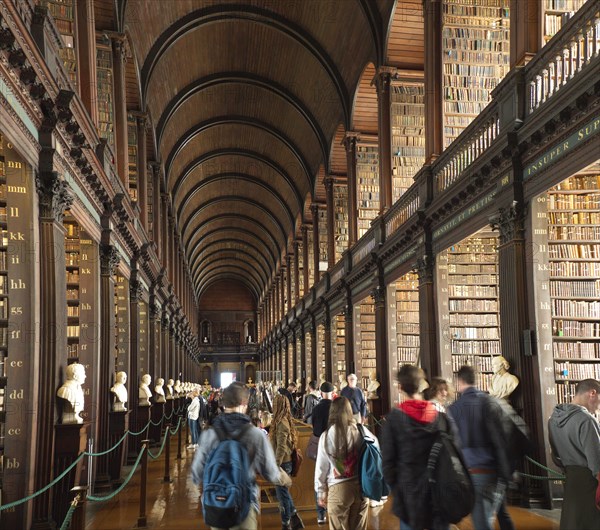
xmin=114 ymin=0 xmax=424 ymax=304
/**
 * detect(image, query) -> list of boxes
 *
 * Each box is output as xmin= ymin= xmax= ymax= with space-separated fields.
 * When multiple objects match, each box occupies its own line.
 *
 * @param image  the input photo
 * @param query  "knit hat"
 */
xmin=320 ymin=381 xmax=334 ymax=393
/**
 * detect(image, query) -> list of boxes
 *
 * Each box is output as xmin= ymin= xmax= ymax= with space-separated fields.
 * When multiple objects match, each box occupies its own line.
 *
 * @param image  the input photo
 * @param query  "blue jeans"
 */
xmin=497 ymin=500 xmax=515 ymax=530
xmin=188 ymin=417 xmax=199 ymax=444
xmin=276 ymin=461 xmax=297 ymax=524
xmin=470 ymin=473 xmax=504 ymax=530
xmin=315 ymin=490 xmax=326 ymax=520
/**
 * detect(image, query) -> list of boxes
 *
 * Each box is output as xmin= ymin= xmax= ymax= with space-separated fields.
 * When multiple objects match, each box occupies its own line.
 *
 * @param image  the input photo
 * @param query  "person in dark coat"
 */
xmin=382 ymin=365 xmax=457 ymax=530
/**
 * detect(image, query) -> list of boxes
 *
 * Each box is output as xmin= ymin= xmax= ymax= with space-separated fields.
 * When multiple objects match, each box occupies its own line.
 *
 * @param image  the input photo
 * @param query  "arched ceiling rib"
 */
xmin=123 ymin=0 xmax=396 ymax=303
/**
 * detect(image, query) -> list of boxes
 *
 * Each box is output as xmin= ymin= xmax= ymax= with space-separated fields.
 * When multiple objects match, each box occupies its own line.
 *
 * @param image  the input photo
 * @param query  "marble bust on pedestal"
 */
xmin=111 ymin=371 xmax=128 ymax=411
xmin=367 ymin=371 xmax=380 ymax=399
xmin=57 ymin=362 xmax=86 ymax=424
xmin=166 ymin=378 xmax=174 ymax=400
xmin=139 ymin=374 xmax=152 ymax=407
xmin=489 ymin=356 xmax=519 ymax=399
xmin=154 ymin=377 xmax=166 ymax=403
xmin=174 ymin=379 xmax=182 ymax=396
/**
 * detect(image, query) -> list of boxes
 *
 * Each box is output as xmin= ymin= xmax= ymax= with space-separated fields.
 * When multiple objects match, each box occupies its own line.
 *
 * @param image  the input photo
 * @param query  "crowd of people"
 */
xmin=186 ymin=368 xmax=600 ymax=530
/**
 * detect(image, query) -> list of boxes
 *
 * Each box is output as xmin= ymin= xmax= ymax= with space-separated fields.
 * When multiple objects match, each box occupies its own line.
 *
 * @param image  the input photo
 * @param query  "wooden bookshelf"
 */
xmin=305 ymin=329 xmax=312 ymax=382
xmin=0 ymin=147 xmax=7 ymax=503
xmin=391 ymin=80 xmax=425 ymax=202
xmin=547 ymin=171 xmax=600 ymax=404
xmin=442 ymin=0 xmax=510 ymax=148
xmin=333 ymin=183 xmax=348 ymax=263
xmin=543 ymin=0 xmax=587 ymax=42
xmin=147 ymin=175 xmax=154 ymax=240
xmin=332 ymin=314 xmax=346 ymax=384
xmin=356 ymin=145 xmax=379 ymax=238
xmin=438 ymin=228 xmax=501 ymax=391
xmin=307 ymin=229 xmax=314 ymax=288
xmin=394 ymin=272 xmax=420 ymax=368
xmin=47 ymin=0 xmax=78 ymax=90
xmin=318 ymin=206 xmax=328 ymax=276
xmin=115 ymin=274 xmax=129 ymax=372
xmin=288 ymin=342 xmax=293 ymax=385
xmin=96 ymin=34 xmax=115 ymax=150
xmin=354 ymin=298 xmax=376 ymax=390
xmin=127 ymin=115 xmax=138 ymax=204
xmin=297 ymin=239 xmax=304 ymax=297
xmin=64 ymin=215 xmax=80 ymax=362
xmin=317 ymin=324 xmax=326 ymax=383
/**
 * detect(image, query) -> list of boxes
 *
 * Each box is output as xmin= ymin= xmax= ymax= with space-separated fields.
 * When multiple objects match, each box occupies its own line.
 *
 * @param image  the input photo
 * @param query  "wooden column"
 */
xmin=372 ymin=285 xmax=390 ymax=417
xmin=32 ymin=166 xmax=72 ymax=529
xmin=325 ymin=177 xmax=335 ymax=268
xmin=417 ymin=254 xmax=440 ymax=378
xmin=136 ymin=115 xmax=148 ymax=229
xmin=324 ymin=313 xmax=333 ymax=383
xmin=424 ymin=0 xmax=443 ymax=160
xmin=293 ymin=241 xmax=300 ymax=304
xmin=311 ymin=204 xmax=320 ymax=285
xmin=95 ymin=241 xmax=120 ymax=487
xmin=286 ymin=255 xmax=292 ymax=312
xmin=161 ymin=195 xmax=169 ymax=267
xmin=310 ymin=321 xmax=318 ymax=382
xmin=375 ymin=68 xmax=394 ymax=212
xmin=280 ymin=271 xmax=285 ymax=318
xmin=161 ymin=312 xmax=170 ymax=381
xmin=343 ymin=135 xmax=358 ymax=246
xmin=76 ymin=0 xmax=98 ymax=124
xmin=344 ymin=297 xmax=355 ymax=376
xmin=300 ymin=329 xmax=306 ymax=384
xmin=149 ymin=297 xmax=158 ymax=381
xmin=111 ymin=36 xmax=128 ymax=185
xmin=302 ymin=225 xmax=310 ymax=293
xmin=151 ymin=164 xmax=162 ymax=254
xmin=510 ymin=0 xmax=540 ymax=67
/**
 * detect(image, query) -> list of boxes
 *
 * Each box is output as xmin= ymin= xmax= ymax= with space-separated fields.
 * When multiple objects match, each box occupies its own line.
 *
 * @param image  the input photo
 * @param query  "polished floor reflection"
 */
xmin=86 ymin=436 xmax=559 ymax=530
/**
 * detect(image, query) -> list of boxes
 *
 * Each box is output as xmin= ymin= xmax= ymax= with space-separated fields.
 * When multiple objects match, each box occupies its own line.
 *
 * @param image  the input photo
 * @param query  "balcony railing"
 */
xmin=385 ymin=183 xmax=420 ymax=238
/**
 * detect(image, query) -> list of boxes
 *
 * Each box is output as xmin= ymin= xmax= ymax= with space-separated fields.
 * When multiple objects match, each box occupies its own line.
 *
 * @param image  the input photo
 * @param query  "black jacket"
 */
xmin=382 ymin=404 xmax=454 ymax=530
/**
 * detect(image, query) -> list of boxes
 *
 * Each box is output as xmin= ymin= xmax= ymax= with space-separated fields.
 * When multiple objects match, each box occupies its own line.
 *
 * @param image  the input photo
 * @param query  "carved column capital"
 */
xmin=371 ymin=285 xmax=385 ymax=305
xmin=343 ymin=133 xmax=358 ymax=153
xmin=324 ymin=176 xmax=334 ymax=193
xmin=100 ymin=244 xmax=120 ymax=276
xmin=416 ymin=254 xmax=435 ymax=285
xmin=374 ymin=66 xmax=396 ymax=94
xmin=490 ymin=202 xmax=525 ymax=245
xmin=310 ymin=203 xmax=319 ymax=216
xmin=130 ymin=278 xmax=143 ymax=301
xmin=35 ymin=172 xmax=73 ymax=222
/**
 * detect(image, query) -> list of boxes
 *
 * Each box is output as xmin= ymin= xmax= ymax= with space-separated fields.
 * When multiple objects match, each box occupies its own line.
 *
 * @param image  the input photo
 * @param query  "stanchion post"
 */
xmin=163 ymin=425 xmax=172 ymax=483
xmin=138 ymin=439 xmax=150 ymax=528
xmin=177 ymin=418 xmax=182 ymax=460
xmin=70 ymin=485 xmax=88 ymax=530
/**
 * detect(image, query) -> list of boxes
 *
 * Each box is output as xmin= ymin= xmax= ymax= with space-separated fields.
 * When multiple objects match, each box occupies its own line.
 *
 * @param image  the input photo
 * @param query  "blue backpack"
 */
xmin=357 ymin=424 xmax=389 ymax=501
xmin=202 ymin=424 xmax=253 ymax=528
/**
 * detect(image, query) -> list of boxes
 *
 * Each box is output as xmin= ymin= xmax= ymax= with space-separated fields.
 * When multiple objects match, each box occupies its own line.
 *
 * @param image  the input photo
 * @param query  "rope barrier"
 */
xmin=84 ymin=431 xmax=129 ymax=457
xmin=149 ymin=417 xmax=164 ymax=427
xmin=87 ymin=447 xmax=146 ymax=502
xmin=521 ymin=456 xmax=566 ymax=481
xmin=519 ymin=472 xmax=565 ymax=481
xmin=128 ymin=421 xmax=151 ymax=437
xmin=0 ymin=452 xmax=86 ymax=511
xmin=169 ymin=417 xmax=182 ymax=435
xmin=59 ymin=493 xmax=81 ymax=530
xmin=148 ymin=428 xmax=170 ymax=460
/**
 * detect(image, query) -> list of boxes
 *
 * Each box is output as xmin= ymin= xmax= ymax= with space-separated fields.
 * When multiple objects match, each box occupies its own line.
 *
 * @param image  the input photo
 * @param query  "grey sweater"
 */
xmin=548 ymin=403 xmax=600 ymax=476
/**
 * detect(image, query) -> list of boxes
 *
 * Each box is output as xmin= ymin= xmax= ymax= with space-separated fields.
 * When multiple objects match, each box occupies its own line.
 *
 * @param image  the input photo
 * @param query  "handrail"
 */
xmin=526 ymin=0 xmax=600 ymax=116
xmin=352 ymin=229 xmax=376 ymax=267
xmin=384 ymin=183 xmax=420 ymax=238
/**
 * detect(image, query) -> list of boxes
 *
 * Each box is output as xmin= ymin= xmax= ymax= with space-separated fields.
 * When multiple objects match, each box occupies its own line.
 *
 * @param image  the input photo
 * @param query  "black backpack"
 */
xmin=426 ymin=415 xmax=474 ymax=524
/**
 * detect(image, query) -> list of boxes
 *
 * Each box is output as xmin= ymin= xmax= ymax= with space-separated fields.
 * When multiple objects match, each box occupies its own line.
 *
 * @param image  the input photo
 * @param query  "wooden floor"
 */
xmin=85 ymin=435 xmax=559 ymax=530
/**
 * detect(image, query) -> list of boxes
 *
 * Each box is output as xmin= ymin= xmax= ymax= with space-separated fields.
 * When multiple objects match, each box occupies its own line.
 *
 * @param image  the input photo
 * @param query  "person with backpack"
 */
xmin=270 ymin=393 xmax=305 ymax=530
xmin=315 ymin=396 xmax=376 ymax=530
xmin=382 ymin=364 xmax=465 ymax=530
xmin=191 ymin=382 xmax=292 ymax=530
xmin=302 ymin=380 xmax=321 ymax=424
xmin=448 ymin=365 xmax=512 ymax=530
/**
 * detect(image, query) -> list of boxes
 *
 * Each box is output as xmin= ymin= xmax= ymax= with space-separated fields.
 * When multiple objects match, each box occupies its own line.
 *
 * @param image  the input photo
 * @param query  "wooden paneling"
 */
xmin=386 ymin=0 xmax=425 ymax=68
xmin=352 ymin=63 xmax=378 ymax=134
xmin=199 ymin=280 xmax=255 ymax=310
xmin=329 ymin=123 xmax=348 ymax=175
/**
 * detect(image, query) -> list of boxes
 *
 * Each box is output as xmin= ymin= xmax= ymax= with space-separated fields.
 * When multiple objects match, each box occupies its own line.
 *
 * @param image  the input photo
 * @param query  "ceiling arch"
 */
xmin=195 ymin=260 xmax=263 ymax=296
xmin=198 ymin=274 xmax=260 ymax=302
xmin=192 ymin=247 xmax=270 ymax=287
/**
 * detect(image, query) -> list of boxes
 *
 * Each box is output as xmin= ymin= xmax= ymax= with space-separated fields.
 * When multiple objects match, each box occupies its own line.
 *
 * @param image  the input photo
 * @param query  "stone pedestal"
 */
xmin=165 ymin=398 xmax=174 ymax=419
xmin=53 ymin=423 xmax=89 ymax=526
xmin=108 ymin=410 xmax=130 ymax=485
xmin=128 ymin=405 xmax=151 ymax=464
xmin=150 ymin=402 xmax=165 ymax=445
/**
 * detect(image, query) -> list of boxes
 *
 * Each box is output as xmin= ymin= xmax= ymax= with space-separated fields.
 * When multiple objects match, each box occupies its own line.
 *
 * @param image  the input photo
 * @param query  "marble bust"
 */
xmin=139 ymin=374 xmax=152 ymax=407
xmin=166 ymin=378 xmax=174 ymax=399
xmin=154 ymin=377 xmax=166 ymax=403
xmin=367 ymin=371 xmax=380 ymax=399
xmin=57 ymin=362 xmax=86 ymax=424
xmin=174 ymin=379 xmax=182 ymax=395
xmin=489 ymin=356 xmax=519 ymax=399
xmin=111 ymin=371 xmax=128 ymax=412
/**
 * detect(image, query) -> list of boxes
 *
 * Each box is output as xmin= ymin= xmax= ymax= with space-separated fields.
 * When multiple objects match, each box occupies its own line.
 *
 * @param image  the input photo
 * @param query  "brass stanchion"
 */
xmin=137 ymin=440 xmax=150 ymax=528
xmin=163 ymin=425 xmax=172 ymax=483
xmin=70 ymin=485 xmax=88 ymax=530
xmin=177 ymin=419 xmax=182 ymax=460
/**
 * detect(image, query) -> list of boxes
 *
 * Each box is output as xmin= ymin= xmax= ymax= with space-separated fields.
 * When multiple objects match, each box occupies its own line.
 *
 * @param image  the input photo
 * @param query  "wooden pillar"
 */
xmin=344 ymin=296 xmax=355 ymax=375
xmin=417 ymin=254 xmax=440 ymax=378
xmin=324 ymin=313 xmax=333 ymax=383
xmin=111 ymin=36 xmax=128 ymax=185
xmin=149 ymin=296 xmax=158 ymax=381
xmin=310 ymin=321 xmax=318 ymax=383
xmin=136 ymin=115 xmax=148 ymax=229
xmin=280 ymin=271 xmax=285 ymax=318
xmin=375 ymin=68 xmax=394 ymax=212
xmin=311 ymin=204 xmax=320 ymax=285
xmin=300 ymin=329 xmax=306 ymax=384
xmin=128 ymin=268 xmax=142 ymax=438
xmin=302 ymin=225 xmax=310 ymax=293
xmin=293 ymin=241 xmax=300 ymax=304
xmin=343 ymin=135 xmax=358 ymax=246
xmin=32 ymin=166 xmax=72 ymax=529
xmin=161 ymin=312 xmax=170 ymax=380
xmin=424 ymin=0 xmax=443 ymax=161
xmin=372 ymin=284 xmax=390 ymax=417
xmin=76 ymin=0 xmax=98 ymax=124
xmin=151 ymin=164 xmax=162 ymax=254
xmin=325 ymin=177 xmax=335 ymax=268
xmin=510 ymin=0 xmax=540 ymax=67
xmin=161 ymin=195 xmax=169 ymax=267
xmin=286 ymin=255 xmax=292 ymax=312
